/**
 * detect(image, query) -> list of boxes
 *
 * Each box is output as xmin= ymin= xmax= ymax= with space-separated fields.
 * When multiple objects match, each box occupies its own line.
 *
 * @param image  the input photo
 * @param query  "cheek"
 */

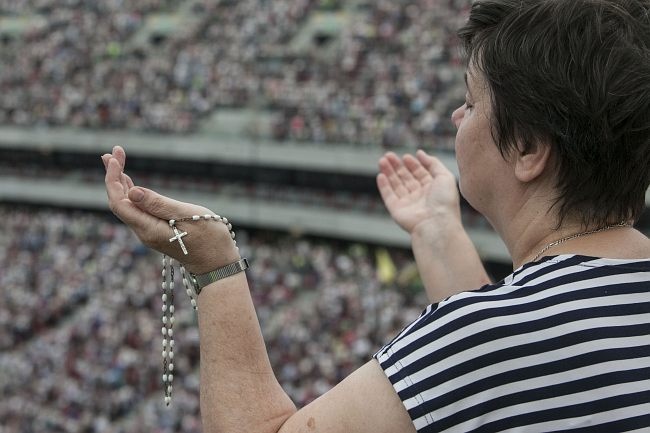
xmin=454 ymin=136 xmax=470 ymax=194
xmin=453 ymin=120 xmax=471 ymax=163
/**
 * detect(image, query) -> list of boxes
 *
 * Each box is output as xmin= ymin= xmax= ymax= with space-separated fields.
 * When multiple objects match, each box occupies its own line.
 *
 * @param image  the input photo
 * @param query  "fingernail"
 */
xmin=130 ymin=187 xmax=144 ymax=202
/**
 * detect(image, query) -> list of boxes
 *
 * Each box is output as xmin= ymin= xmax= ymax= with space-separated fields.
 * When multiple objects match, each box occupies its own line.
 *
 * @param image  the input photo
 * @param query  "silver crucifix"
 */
xmin=169 ymin=225 xmax=188 ymax=255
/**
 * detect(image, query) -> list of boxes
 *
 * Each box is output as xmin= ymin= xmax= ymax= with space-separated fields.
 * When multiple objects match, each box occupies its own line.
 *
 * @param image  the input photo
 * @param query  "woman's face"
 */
xmin=451 ymin=68 xmax=512 ymax=217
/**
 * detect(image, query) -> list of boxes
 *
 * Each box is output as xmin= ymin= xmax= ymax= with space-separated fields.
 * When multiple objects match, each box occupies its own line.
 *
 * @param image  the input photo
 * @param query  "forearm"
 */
xmin=411 ymin=216 xmax=491 ymax=303
xmin=197 ymin=272 xmax=296 ymax=433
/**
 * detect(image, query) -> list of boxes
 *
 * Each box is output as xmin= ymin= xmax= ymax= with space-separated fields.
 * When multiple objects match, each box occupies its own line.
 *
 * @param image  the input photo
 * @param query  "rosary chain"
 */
xmin=161 ymin=214 xmax=239 ymax=407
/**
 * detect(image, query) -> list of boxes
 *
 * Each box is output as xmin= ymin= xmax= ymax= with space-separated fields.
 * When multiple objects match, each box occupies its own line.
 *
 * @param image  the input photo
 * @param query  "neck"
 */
xmin=484 ymin=184 xmax=559 ymax=268
xmin=487 ymin=194 xmax=629 ymax=269
xmin=474 ymin=182 xmax=647 ymax=269
xmin=501 ymin=215 xmax=639 ymax=269
xmin=529 ymin=222 xmax=631 ymax=262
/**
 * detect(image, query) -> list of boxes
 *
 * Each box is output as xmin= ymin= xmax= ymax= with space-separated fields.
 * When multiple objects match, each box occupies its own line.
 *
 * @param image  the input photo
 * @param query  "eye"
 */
xmin=464 ymin=100 xmax=473 ymax=111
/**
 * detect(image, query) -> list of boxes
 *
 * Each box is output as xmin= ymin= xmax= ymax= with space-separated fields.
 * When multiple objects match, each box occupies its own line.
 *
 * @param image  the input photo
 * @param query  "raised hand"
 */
xmin=102 ymin=146 xmax=239 ymax=274
xmin=377 ymin=150 xmax=490 ymax=301
xmin=377 ymin=150 xmax=461 ymax=235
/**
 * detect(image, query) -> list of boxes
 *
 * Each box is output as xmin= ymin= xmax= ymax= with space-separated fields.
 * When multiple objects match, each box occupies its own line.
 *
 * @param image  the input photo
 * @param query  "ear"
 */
xmin=513 ymin=140 xmax=552 ymax=183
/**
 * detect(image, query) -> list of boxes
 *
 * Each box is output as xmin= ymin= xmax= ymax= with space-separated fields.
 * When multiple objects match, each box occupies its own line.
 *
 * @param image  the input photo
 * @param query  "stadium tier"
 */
xmin=0 ymin=205 xmax=429 ymax=432
xmin=0 ymin=0 xmax=469 ymax=148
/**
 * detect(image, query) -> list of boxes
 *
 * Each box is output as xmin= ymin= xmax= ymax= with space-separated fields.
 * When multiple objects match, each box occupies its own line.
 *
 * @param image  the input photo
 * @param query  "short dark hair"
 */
xmin=458 ymin=0 xmax=650 ymax=227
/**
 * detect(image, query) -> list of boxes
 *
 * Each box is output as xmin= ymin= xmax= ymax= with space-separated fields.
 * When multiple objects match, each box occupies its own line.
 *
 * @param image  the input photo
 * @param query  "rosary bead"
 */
xmin=170 ymin=316 xmax=175 ymax=325
xmin=169 ymin=363 xmax=174 ymax=371
xmin=168 ymin=329 xmax=173 ymax=337
xmin=167 ymin=385 xmax=172 ymax=394
xmin=169 ymin=350 xmax=174 ymax=359
xmin=231 ymin=232 xmax=236 ymax=239
xmin=203 ymin=214 xmax=212 ymax=220
xmin=165 ymin=396 xmax=171 ymax=406
xmin=214 ymin=214 xmax=221 ymax=220
xmin=162 ymin=304 xmax=167 ymax=312
xmin=162 ymin=327 xmax=167 ymax=336
xmin=161 ymin=282 xmax=166 ymax=290
xmin=169 ymin=374 xmax=174 ymax=382
xmin=162 ymin=269 xmax=166 ymax=277
xmin=162 ymin=350 xmax=167 ymax=358
xmin=169 ymin=305 xmax=175 ymax=313
xmin=222 ymin=217 xmax=229 ymax=224
xmin=169 ymin=219 xmax=175 ymax=226
xmin=163 ymin=374 xmax=168 ymax=382
xmin=162 ymin=316 xmax=167 ymax=324
xmin=169 ymin=282 xmax=174 ymax=290
xmin=190 ymin=299 xmax=197 ymax=308
xmin=169 ymin=339 xmax=175 ymax=348
xmin=162 ymin=293 xmax=167 ymax=302
xmin=192 ymin=215 xmax=200 ymax=221
xmin=227 ymin=223 xmax=232 ymax=231
xmin=186 ymin=289 xmax=193 ymax=297
xmin=162 ymin=339 xmax=167 ymax=347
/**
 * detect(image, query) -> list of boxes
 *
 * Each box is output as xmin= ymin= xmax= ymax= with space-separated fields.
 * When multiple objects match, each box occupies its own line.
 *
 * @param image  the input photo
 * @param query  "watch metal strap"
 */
xmin=192 ymin=258 xmax=249 ymax=292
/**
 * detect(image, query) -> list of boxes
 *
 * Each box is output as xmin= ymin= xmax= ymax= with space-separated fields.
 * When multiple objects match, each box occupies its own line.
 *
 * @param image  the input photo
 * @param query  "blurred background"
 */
xmin=0 ymin=0 xmax=648 ymax=431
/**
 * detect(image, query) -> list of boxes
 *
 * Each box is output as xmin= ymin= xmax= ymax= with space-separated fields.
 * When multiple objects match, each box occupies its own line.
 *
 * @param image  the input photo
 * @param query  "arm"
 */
xmin=103 ymin=147 xmax=415 ymax=433
xmin=377 ymin=150 xmax=491 ymax=303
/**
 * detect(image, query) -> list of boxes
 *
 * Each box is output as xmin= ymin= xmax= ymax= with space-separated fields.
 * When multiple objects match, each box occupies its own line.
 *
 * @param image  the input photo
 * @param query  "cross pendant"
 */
xmin=169 ymin=225 xmax=189 ymax=255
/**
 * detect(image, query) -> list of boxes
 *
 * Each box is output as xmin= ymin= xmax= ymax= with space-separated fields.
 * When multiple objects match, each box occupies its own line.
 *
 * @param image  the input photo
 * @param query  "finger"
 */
xmin=417 ymin=149 xmax=453 ymax=177
xmin=403 ymin=154 xmax=432 ymax=184
xmin=105 ymin=158 xmax=126 ymax=201
xmin=123 ymin=172 xmax=135 ymax=189
xmin=107 ymin=147 xmax=132 ymax=192
xmin=101 ymin=154 xmax=111 ymax=169
xmin=379 ymin=153 xmax=409 ymax=197
xmin=106 ymin=158 xmax=166 ymax=241
xmin=105 ymin=159 xmax=159 ymax=233
xmin=112 ymin=146 xmax=127 ymax=169
xmin=376 ymin=173 xmax=397 ymax=206
xmin=128 ymin=186 xmax=202 ymax=221
xmin=386 ymin=152 xmax=419 ymax=193
xmin=119 ymin=172 xmax=131 ymax=195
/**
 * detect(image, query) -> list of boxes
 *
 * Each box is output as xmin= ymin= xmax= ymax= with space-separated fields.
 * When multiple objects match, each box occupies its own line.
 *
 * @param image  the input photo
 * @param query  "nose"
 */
xmin=451 ymin=105 xmax=464 ymax=129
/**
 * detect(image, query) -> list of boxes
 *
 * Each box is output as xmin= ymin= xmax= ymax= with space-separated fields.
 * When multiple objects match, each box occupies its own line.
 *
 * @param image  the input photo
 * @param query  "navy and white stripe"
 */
xmin=374 ymin=255 xmax=650 ymax=432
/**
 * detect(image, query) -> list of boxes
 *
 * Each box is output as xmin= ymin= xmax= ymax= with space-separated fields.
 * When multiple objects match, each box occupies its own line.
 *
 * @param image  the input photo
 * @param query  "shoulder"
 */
xmin=373 ymin=255 xmax=650 ymax=431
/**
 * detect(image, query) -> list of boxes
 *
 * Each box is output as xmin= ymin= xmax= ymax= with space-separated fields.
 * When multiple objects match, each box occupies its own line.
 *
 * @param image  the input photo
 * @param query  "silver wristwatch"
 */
xmin=191 ymin=258 xmax=250 ymax=293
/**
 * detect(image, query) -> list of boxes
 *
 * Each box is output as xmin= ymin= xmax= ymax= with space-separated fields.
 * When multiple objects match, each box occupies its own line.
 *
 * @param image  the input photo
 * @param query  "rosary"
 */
xmin=161 ymin=213 xmax=243 ymax=406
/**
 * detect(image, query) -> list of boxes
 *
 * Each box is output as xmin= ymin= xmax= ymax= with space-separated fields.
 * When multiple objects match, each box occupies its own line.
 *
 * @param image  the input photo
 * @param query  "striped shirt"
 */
xmin=374 ymin=255 xmax=650 ymax=432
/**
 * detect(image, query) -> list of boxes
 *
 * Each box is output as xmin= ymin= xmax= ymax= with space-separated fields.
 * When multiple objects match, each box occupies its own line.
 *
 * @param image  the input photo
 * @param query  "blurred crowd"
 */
xmin=0 ymin=206 xmax=428 ymax=432
xmin=0 ymin=0 xmax=470 ymax=150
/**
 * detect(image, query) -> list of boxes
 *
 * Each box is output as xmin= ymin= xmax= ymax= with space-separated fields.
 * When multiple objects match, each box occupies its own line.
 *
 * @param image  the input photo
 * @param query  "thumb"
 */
xmin=128 ymin=186 xmax=194 ymax=221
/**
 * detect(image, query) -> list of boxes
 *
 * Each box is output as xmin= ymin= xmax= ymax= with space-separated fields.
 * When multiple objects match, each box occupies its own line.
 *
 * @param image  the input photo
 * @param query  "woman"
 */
xmin=103 ymin=0 xmax=650 ymax=431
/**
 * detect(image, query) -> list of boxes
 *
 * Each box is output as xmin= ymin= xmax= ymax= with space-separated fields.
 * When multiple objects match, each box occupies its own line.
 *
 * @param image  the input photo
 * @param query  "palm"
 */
xmin=378 ymin=151 xmax=460 ymax=233
xmin=103 ymin=147 xmax=235 ymax=273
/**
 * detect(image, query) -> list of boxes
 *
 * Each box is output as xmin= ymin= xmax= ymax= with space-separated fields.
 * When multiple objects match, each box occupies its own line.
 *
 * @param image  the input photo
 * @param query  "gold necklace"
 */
xmin=531 ymin=222 xmax=631 ymax=262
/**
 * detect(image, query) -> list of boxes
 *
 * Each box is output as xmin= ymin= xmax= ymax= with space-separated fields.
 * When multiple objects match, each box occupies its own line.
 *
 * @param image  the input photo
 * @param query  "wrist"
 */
xmin=186 ymin=238 xmax=241 ymax=275
xmin=192 ymin=258 xmax=250 ymax=292
xmin=410 ymin=210 xmax=464 ymax=244
xmin=169 ymin=214 xmax=241 ymax=275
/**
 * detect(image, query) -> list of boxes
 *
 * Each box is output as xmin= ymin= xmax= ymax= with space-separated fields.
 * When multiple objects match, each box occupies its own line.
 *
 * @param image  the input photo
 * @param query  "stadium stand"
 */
xmin=0 ymin=1 xmax=648 ymax=432
xmin=0 ymin=0 xmax=469 ymax=149
xmin=0 ymin=205 xmax=427 ymax=432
